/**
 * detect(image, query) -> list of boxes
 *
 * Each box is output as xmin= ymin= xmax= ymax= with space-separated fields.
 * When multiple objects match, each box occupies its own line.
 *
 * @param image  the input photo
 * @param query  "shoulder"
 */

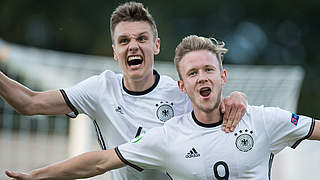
xmin=71 ymin=70 xmax=122 ymax=93
xmin=159 ymin=74 xmax=176 ymax=83
xmin=85 ymin=70 xmax=122 ymax=86
xmin=100 ymin=70 xmax=122 ymax=81
xmin=163 ymin=113 xmax=189 ymax=129
xmin=245 ymin=105 xmax=292 ymax=125
xmin=246 ymin=105 xmax=283 ymax=115
xmin=158 ymin=74 xmax=178 ymax=88
xmin=157 ymin=74 xmax=185 ymax=96
xmin=81 ymin=70 xmax=118 ymax=82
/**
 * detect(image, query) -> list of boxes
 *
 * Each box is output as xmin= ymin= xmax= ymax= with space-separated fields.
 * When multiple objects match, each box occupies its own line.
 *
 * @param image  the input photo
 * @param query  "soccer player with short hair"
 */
xmin=6 ymin=35 xmax=320 ymax=180
xmin=0 ymin=2 xmax=247 ymax=180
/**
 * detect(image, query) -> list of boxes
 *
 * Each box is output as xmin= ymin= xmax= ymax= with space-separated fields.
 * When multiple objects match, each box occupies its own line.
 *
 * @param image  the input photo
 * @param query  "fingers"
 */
xmin=232 ymin=104 xmax=247 ymax=131
xmin=230 ymin=108 xmax=241 ymax=131
xmin=5 ymin=170 xmax=24 ymax=180
xmin=5 ymin=171 xmax=17 ymax=179
xmin=220 ymin=101 xmax=225 ymax=114
xmin=226 ymin=105 xmax=236 ymax=131
xmin=226 ymin=102 xmax=247 ymax=131
xmin=221 ymin=96 xmax=247 ymax=133
xmin=221 ymin=101 xmax=231 ymax=133
xmin=5 ymin=170 xmax=16 ymax=178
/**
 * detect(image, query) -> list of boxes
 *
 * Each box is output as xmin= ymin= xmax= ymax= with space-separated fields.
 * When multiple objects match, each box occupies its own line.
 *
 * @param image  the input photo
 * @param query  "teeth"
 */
xmin=200 ymin=87 xmax=211 ymax=97
xmin=127 ymin=56 xmax=143 ymax=66
xmin=200 ymin=87 xmax=210 ymax=91
xmin=128 ymin=56 xmax=141 ymax=61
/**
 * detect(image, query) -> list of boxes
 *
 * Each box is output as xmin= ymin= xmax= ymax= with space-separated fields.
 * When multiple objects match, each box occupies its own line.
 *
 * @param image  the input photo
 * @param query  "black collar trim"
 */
xmin=123 ymin=70 xmax=160 ymax=96
xmin=191 ymin=111 xmax=223 ymax=128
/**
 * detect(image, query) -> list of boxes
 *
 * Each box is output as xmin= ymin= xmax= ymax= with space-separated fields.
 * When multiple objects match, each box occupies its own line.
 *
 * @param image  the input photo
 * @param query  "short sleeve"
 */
xmin=116 ymin=126 xmax=168 ymax=172
xmin=61 ymin=70 xmax=118 ymax=119
xmin=262 ymin=107 xmax=314 ymax=154
xmin=62 ymin=75 xmax=100 ymax=118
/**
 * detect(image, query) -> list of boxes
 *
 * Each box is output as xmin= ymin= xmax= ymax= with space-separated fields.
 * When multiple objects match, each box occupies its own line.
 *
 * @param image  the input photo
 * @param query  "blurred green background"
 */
xmin=0 ymin=0 xmax=319 ymax=118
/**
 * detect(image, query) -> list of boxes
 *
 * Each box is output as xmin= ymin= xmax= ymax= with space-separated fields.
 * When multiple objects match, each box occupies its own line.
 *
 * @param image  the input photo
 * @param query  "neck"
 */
xmin=193 ymin=105 xmax=222 ymax=124
xmin=123 ymin=71 xmax=156 ymax=92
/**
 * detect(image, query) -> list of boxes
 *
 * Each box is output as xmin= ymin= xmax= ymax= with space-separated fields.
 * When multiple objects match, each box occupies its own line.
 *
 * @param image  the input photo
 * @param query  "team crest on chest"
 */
xmin=234 ymin=129 xmax=254 ymax=152
xmin=155 ymin=101 xmax=174 ymax=122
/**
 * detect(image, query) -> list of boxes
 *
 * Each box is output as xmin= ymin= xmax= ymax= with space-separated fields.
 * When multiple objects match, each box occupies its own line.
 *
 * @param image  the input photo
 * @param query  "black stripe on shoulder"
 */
xmin=114 ymin=147 xmax=144 ymax=172
xmin=59 ymin=89 xmax=79 ymax=117
xmin=291 ymin=118 xmax=315 ymax=149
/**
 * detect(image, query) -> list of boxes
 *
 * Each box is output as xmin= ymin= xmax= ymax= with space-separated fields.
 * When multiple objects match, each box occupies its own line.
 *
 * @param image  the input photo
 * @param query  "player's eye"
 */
xmin=119 ymin=38 xmax=129 ymax=44
xmin=137 ymin=36 xmax=147 ymax=42
xmin=206 ymin=68 xmax=214 ymax=72
xmin=188 ymin=71 xmax=197 ymax=77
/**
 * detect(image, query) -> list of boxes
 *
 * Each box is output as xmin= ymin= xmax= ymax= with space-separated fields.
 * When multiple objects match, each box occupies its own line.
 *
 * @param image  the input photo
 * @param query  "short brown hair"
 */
xmin=174 ymin=35 xmax=228 ymax=79
xmin=110 ymin=1 xmax=158 ymax=43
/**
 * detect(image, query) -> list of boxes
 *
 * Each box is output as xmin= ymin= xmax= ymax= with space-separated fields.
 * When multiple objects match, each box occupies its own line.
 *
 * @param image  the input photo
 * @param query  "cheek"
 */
xmin=143 ymin=44 xmax=156 ymax=55
xmin=184 ymin=82 xmax=195 ymax=94
xmin=118 ymin=48 xmax=126 ymax=56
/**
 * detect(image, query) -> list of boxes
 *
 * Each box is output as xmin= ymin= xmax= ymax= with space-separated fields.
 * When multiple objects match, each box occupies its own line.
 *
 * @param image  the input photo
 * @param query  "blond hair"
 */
xmin=174 ymin=35 xmax=228 ymax=79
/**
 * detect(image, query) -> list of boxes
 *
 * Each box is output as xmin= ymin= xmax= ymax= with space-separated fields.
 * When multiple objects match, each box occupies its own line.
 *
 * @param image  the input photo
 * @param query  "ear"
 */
xmin=221 ymin=69 xmax=227 ymax=85
xmin=112 ymin=44 xmax=119 ymax=61
xmin=154 ymin=38 xmax=160 ymax=55
xmin=178 ymin=80 xmax=186 ymax=93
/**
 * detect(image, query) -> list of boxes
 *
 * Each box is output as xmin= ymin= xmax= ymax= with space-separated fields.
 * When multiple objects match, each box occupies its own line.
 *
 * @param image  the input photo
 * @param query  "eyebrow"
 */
xmin=185 ymin=65 xmax=216 ymax=74
xmin=204 ymin=65 xmax=216 ymax=69
xmin=117 ymin=31 xmax=150 ymax=39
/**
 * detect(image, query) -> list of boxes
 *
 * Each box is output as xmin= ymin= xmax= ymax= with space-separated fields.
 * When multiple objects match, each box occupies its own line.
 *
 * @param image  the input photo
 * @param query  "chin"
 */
xmin=129 ymin=70 xmax=148 ymax=79
xmin=196 ymin=104 xmax=214 ymax=113
xmin=198 ymin=102 xmax=219 ymax=113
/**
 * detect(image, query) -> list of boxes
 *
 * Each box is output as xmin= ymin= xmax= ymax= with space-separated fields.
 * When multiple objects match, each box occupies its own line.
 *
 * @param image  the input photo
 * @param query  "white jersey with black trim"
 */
xmin=116 ymin=105 xmax=315 ymax=180
xmin=61 ymin=70 xmax=192 ymax=180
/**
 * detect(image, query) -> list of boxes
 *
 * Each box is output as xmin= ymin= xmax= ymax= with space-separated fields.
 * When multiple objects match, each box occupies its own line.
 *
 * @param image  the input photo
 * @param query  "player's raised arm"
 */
xmin=0 ymin=71 xmax=71 ymax=115
xmin=5 ymin=149 xmax=125 ymax=180
xmin=221 ymin=91 xmax=247 ymax=132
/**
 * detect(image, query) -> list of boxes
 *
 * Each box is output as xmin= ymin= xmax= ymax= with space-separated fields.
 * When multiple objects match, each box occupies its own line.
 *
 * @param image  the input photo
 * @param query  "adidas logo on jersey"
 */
xmin=185 ymin=148 xmax=200 ymax=158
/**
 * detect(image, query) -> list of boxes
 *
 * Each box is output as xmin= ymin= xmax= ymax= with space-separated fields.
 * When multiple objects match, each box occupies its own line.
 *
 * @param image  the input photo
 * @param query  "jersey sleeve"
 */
xmin=60 ymin=70 xmax=119 ymax=119
xmin=61 ymin=76 xmax=99 ymax=118
xmin=115 ymin=126 xmax=168 ymax=172
xmin=262 ymin=107 xmax=315 ymax=154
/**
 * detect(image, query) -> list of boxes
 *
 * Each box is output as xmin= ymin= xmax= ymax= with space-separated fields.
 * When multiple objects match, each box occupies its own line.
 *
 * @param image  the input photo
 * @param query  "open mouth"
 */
xmin=128 ymin=56 xmax=143 ymax=66
xmin=200 ymin=87 xmax=211 ymax=97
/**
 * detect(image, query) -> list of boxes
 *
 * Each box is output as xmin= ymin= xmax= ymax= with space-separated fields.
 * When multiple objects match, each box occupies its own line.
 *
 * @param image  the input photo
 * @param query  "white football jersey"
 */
xmin=61 ymin=70 xmax=192 ymax=180
xmin=117 ymin=105 xmax=315 ymax=180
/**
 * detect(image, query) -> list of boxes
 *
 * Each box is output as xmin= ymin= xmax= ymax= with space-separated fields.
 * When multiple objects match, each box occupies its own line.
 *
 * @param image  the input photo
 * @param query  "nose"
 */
xmin=128 ymin=39 xmax=139 ymax=53
xmin=197 ymin=71 xmax=209 ymax=84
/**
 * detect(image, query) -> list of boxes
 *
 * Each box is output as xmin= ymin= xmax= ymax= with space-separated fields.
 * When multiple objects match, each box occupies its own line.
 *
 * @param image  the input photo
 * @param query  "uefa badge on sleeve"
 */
xmin=291 ymin=113 xmax=299 ymax=126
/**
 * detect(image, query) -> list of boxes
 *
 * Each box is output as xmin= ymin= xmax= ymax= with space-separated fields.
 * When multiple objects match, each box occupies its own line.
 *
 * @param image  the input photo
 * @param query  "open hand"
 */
xmin=5 ymin=170 xmax=33 ymax=180
xmin=220 ymin=91 xmax=247 ymax=133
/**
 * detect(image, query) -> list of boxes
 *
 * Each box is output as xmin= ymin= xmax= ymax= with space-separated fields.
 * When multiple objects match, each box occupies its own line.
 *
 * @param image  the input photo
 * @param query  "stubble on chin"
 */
xmin=196 ymin=91 xmax=222 ymax=113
